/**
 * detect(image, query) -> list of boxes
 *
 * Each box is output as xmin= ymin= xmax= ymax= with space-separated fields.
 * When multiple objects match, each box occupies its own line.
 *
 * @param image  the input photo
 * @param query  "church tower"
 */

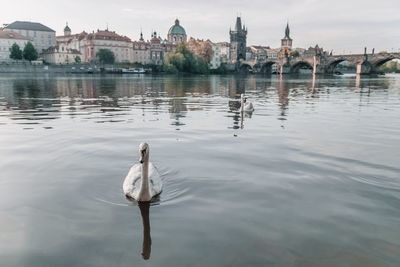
xmin=281 ymin=23 xmax=292 ymax=49
xmin=229 ymin=16 xmax=247 ymax=63
xmin=64 ymin=22 xmax=71 ymax=36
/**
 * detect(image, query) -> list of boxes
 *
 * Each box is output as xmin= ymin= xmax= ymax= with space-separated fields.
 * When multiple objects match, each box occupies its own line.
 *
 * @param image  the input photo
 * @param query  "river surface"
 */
xmin=0 ymin=74 xmax=399 ymax=266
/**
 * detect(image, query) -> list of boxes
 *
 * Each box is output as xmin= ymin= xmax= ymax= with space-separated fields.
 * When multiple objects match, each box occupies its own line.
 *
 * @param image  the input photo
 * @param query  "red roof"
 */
xmin=88 ymin=30 xmax=131 ymax=42
xmin=0 ymin=30 xmax=29 ymax=40
xmin=150 ymin=37 xmax=160 ymax=44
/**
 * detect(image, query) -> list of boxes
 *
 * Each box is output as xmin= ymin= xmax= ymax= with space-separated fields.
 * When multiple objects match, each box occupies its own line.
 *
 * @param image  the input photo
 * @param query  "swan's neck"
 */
xmin=139 ymin=158 xmax=151 ymax=201
xmin=240 ymin=96 xmax=245 ymax=112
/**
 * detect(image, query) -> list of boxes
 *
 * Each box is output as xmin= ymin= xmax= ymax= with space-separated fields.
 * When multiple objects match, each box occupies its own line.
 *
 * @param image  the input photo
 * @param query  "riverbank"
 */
xmin=0 ymin=62 xmax=103 ymax=74
xmin=0 ymin=62 xmax=235 ymax=75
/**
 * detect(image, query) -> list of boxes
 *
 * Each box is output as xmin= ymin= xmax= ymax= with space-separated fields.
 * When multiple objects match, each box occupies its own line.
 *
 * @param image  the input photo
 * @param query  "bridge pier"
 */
xmin=356 ymin=62 xmax=374 ymax=75
xmin=313 ymin=56 xmax=328 ymax=75
xmin=279 ymin=64 xmax=291 ymax=74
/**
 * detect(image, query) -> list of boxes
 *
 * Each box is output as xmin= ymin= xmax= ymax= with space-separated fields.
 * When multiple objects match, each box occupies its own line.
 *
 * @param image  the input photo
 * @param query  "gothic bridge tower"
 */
xmin=229 ymin=16 xmax=247 ymax=63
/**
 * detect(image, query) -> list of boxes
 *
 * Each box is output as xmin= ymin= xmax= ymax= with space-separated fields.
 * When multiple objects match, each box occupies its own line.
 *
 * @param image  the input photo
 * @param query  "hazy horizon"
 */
xmin=1 ymin=0 xmax=399 ymax=54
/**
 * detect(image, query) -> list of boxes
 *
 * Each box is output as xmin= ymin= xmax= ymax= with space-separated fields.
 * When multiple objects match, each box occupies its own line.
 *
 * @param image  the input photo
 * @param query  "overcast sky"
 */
xmin=1 ymin=0 xmax=399 ymax=54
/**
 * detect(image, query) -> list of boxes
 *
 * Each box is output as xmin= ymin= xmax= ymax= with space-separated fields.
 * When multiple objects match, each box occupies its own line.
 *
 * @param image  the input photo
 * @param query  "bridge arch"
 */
xmin=371 ymin=56 xmax=399 ymax=69
xmin=326 ymin=59 xmax=346 ymax=73
xmin=290 ymin=61 xmax=313 ymax=73
xmin=260 ymin=62 xmax=277 ymax=74
xmin=239 ymin=64 xmax=253 ymax=74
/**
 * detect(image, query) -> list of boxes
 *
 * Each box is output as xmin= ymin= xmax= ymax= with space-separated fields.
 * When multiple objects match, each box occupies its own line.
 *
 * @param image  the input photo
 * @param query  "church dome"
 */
xmin=168 ymin=19 xmax=186 ymax=35
xmin=64 ymin=23 xmax=71 ymax=32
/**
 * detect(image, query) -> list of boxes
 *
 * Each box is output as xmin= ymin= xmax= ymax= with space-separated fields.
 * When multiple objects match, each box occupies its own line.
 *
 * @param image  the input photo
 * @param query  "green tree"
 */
xmin=96 ymin=49 xmax=115 ymax=64
xmin=23 ymin=42 xmax=38 ymax=61
xmin=212 ymin=63 xmax=228 ymax=74
xmin=379 ymin=61 xmax=399 ymax=73
xmin=195 ymin=58 xmax=210 ymax=74
xmin=166 ymin=53 xmax=185 ymax=71
xmin=74 ymin=56 xmax=81 ymax=63
xmin=165 ymin=43 xmax=210 ymax=74
xmin=9 ymin=43 xmax=23 ymax=60
xmin=163 ymin=64 xmax=178 ymax=74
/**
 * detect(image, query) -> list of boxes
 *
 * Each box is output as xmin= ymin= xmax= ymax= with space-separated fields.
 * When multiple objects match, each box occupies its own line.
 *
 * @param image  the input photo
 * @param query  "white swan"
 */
xmin=123 ymin=142 xmax=162 ymax=201
xmin=240 ymin=93 xmax=254 ymax=113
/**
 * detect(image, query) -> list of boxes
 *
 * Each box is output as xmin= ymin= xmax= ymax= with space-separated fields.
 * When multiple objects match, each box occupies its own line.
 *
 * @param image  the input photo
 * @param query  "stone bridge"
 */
xmin=239 ymin=52 xmax=400 ymax=75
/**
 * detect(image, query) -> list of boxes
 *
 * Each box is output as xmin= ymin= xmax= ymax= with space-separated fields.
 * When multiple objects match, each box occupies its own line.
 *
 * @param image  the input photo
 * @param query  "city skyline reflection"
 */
xmin=0 ymin=74 xmax=397 ymax=131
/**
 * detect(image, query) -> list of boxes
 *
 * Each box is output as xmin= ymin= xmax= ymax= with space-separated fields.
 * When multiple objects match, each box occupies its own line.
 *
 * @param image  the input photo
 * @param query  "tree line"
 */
xmin=9 ymin=42 xmax=38 ymax=61
xmin=13 ymin=39 xmax=226 ymax=74
xmin=98 ymin=41 xmax=227 ymax=74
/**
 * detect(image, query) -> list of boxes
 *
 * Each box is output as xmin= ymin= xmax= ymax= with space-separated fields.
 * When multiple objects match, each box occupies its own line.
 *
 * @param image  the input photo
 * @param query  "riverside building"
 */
xmin=56 ymin=23 xmax=133 ymax=63
xmin=0 ymin=30 xmax=29 ymax=61
xmin=4 ymin=21 xmax=56 ymax=53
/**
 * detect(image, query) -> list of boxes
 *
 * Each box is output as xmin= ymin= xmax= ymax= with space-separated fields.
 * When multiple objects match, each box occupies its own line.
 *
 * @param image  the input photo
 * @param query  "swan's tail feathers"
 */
xmin=124 ymin=194 xmax=134 ymax=201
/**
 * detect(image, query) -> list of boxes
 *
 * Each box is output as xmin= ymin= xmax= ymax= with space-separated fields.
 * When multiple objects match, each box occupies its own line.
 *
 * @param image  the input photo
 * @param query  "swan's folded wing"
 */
xmin=123 ymin=164 xmax=141 ymax=195
xmin=149 ymin=163 xmax=163 ymax=195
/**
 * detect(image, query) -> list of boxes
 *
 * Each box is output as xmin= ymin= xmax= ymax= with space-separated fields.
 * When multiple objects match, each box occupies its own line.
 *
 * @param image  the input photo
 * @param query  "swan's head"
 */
xmin=240 ymin=94 xmax=247 ymax=103
xmin=139 ymin=142 xmax=149 ymax=164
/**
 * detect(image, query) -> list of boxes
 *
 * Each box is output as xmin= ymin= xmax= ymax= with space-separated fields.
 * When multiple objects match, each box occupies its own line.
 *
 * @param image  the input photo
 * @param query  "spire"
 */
xmin=285 ymin=22 xmax=290 ymax=39
xmin=140 ymin=28 xmax=144 ymax=41
xmin=235 ymin=16 xmax=242 ymax=31
xmin=64 ymin=22 xmax=71 ymax=35
xmin=175 ymin=18 xmax=180 ymax=25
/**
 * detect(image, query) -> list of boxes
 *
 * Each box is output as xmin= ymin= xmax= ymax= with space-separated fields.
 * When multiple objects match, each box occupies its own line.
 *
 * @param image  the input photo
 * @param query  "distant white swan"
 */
xmin=123 ymin=142 xmax=163 ymax=201
xmin=240 ymin=93 xmax=254 ymax=113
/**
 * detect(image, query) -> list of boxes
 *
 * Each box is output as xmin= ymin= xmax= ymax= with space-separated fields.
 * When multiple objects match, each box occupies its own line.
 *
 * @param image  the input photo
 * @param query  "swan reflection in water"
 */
xmin=138 ymin=201 xmax=152 ymax=260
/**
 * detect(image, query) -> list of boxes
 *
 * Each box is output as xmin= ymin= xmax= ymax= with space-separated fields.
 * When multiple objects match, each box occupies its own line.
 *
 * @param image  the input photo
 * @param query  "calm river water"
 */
xmin=0 ymin=74 xmax=399 ymax=266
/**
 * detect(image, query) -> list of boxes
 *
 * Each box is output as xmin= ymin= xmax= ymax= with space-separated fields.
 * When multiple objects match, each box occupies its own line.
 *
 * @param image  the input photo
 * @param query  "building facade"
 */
xmin=131 ymin=31 xmax=177 ymax=66
xmin=167 ymin=19 xmax=187 ymax=45
xmin=229 ymin=17 xmax=247 ymax=63
xmin=56 ymin=24 xmax=133 ymax=63
xmin=132 ymin=32 xmax=150 ymax=65
xmin=82 ymin=29 xmax=133 ymax=63
xmin=41 ymin=42 xmax=81 ymax=64
xmin=210 ymin=42 xmax=230 ymax=69
xmin=149 ymin=31 xmax=164 ymax=65
xmin=0 ymin=30 xmax=29 ymax=61
xmin=5 ymin=21 xmax=56 ymax=53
